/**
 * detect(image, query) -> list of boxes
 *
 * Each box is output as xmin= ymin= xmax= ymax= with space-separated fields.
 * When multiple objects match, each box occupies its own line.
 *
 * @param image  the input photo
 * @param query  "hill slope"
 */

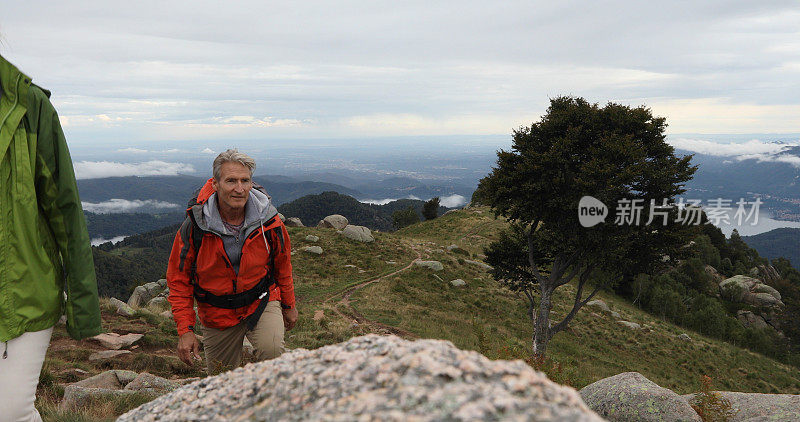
xmin=744 ymin=228 xmax=800 ymax=270
xmin=54 ymin=206 xmax=800 ymax=420
xmin=277 ymin=191 xmax=448 ymax=231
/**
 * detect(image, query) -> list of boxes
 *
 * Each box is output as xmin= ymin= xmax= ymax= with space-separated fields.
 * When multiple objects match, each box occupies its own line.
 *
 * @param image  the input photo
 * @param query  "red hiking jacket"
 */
xmin=167 ymin=179 xmax=295 ymax=335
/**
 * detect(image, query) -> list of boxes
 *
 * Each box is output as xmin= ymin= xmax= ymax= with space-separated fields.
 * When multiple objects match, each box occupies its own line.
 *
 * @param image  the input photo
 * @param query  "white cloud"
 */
xmin=736 ymin=153 xmax=800 ymax=167
xmin=118 ymin=147 xmax=148 ymax=153
xmin=73 ymin=160 xmax=195 ymax=179
xmin=668 ymin=138 xmax=797 ymax=156
xmin=669 ymin=138 xmax=800 ymax=167
xmin=439 ymin=194 xmax=467 ymax=208
xmin=5 ymin=1 xmax=800 ymax=140
xmin=82 ymin=199 xmax=180 ymax=213
xmin=201 ymin=148 xmax=216 ymax=154
xmin=359 ymin=195 xmax=421 ymax=205
xmin=90 ymin=235 xmax=127 ymax=246
xmin=359 ymin=194 xmax=466 ymax=207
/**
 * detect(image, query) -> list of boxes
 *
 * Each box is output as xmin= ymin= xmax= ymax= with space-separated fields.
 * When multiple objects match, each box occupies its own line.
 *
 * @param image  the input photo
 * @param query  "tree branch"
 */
xmin=522 ymin=288 xmax=536 ymax=321
xmin=526 ymin=221 xmax=546 ymax=284
xmin=555 ymin=262 xmax=582 ymax=288
xmin=551 ymin=264 xmax=599 ymax=335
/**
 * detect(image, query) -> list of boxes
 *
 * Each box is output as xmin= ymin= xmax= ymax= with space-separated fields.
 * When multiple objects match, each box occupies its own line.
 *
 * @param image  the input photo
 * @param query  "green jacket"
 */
xmin=0 ymin=55 xmax=101 ymax=343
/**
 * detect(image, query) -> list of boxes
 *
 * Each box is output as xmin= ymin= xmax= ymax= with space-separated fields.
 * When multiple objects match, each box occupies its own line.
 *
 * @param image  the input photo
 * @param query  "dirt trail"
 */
xmin=325 ymin=241 xmax=424 ymax=338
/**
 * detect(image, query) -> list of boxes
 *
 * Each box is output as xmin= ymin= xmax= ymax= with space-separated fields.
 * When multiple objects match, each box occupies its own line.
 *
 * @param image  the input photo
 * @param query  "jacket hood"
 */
xmin=191 ymin=179 xmax=278 ymax=236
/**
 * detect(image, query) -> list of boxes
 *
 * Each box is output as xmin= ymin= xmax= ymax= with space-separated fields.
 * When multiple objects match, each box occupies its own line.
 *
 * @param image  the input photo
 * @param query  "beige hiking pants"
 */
xmin=201 ymin=300 xmax=285 ymax=375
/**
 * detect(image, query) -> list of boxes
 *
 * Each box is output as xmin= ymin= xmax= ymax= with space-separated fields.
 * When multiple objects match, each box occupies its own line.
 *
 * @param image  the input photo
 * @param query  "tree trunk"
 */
xmin=532 ymin=286 xmax=553 ymax=358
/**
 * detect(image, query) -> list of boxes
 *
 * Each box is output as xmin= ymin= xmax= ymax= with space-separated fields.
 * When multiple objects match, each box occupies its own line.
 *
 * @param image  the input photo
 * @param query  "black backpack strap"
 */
xmin=194 ymin=275 xmax=274 ymax=310
xmin=187 ymin=211 xmax=206 ymax=285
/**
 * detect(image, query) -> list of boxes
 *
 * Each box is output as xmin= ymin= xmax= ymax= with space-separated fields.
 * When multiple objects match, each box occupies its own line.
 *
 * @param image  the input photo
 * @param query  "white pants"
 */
xmin=0 ymin=327 xmax=53 ymax=422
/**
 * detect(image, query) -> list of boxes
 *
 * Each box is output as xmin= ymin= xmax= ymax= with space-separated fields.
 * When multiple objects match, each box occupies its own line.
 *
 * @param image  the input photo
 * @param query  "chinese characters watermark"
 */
xmin=578 ymin=196 xmax=762 ymax=228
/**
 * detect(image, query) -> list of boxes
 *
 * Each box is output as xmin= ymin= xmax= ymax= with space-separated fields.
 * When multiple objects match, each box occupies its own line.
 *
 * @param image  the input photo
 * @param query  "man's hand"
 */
xmin=177 ymin=331 xmax=201 ymax=365
xmin=282 ymin=307 xmax=298 ymax=331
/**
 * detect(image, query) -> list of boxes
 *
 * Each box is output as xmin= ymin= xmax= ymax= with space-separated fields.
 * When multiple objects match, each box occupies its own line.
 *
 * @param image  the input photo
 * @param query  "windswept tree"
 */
xmin=422 ymin=197 xmax=440 ymax=220
xmin=392 ymin=206 xmax=420 ymax=229
xmin=478 ymin=96 xmax=696 ymax=357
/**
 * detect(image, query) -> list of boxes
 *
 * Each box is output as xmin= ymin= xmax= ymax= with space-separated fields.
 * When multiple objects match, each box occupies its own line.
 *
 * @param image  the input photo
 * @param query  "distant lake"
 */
xmin=713 ymin=212 xmax=800 ymax=237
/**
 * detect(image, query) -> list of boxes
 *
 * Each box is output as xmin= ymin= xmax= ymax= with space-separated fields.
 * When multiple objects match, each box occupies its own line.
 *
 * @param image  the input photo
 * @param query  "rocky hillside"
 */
xmin=42 ymin=207 xmax=800 ymax=420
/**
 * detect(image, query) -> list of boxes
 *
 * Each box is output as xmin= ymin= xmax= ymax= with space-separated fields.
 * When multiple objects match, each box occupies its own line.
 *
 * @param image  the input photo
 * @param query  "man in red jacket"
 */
xmin=167 ymin=149 xmax=298 ymax=374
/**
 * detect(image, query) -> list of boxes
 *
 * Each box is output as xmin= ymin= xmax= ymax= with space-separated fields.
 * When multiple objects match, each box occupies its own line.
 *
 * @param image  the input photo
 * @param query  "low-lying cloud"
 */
xmin=82 ymin=199 xmax=181 ymax=214
xmin=73 ymin=160 xmax=195 ymax=179
xmin=669 ymin=138 xmax=796 ymax=156
xmin=439 ymin=194 xmax=467 ymax=208
xmin=669 ymin=138 xmax=800 ymax=167
xmin=359 ymin=194 xmax=467 ymax=208
xmin=360 ymin=195 xmax=421 ymax=206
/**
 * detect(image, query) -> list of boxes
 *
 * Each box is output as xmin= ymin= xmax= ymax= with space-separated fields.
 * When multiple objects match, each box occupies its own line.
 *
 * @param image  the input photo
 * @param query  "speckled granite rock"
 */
xmin=119 ymin=334 xmax=602 ymax=421
xmin=682 ymin=391 xmax=800 ymax=421
xmin=580 ymin=372 xmax=700 ymax=421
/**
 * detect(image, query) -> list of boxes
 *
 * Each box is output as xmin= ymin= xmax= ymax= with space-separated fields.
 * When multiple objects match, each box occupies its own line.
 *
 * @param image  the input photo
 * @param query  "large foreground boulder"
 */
xmin=682 ymin=391 xmax=800 ymax=421
xmin=580 ymin=372 xmax=701 ymax=421
xmin=119 ymin=335 xmax=602 ymax=421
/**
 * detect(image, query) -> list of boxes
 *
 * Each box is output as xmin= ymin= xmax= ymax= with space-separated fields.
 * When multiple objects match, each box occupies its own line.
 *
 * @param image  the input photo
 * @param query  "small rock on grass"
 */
xmin=414 ymin=260 xmax=444 ymax=271
xmin=91 ymin=333 xmax=144 ymax=350
xmin=110 ymin=297 xmax=136 ymax=317
xmin=89 ymin=350 xmax=132 ymax=361
xmin=302 ymin=246 xmax=323 ymax=255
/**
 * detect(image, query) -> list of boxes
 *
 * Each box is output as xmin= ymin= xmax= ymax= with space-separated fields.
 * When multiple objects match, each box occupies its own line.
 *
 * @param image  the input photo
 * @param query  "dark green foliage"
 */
xmin=422 ymin=197 xmax=440 ymax=220
xmin=85 ymin=211 xmax=184 ymax=239
xmin=734 ymin=260 xmax=748 ymax=275
xmin=92 ymin=224 xmax=177 ymax=298
xmin=744 ymin=228 xmax=800 ymax=271
xmin=720 ymin=258 xmax=733 ymax=276
xmin=769 ymin=258 xmax=800 ymax=352
xmin=635 ymin=267 xmax=799 ymax=362
xmin=392 ymin=206 xmax=420 ymax=229
xmin=278 ymin=191 xmax=394 ymax=230
xmin=727 ymin=229 xmax=765 ymax=269
xmin=692 ymin=235 xmax=722 ymax=270
xmin=479 ymin=96 xmax=696 ymax=356
xmin=678 ymin=258 xmax=714 ymax=294
xmin=276 ymin=191 xmax=449 ymax=231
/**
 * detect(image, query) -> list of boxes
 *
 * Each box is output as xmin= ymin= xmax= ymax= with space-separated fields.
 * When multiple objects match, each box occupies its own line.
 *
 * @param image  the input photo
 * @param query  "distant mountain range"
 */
xmin=77 ymin=173 xmax=471 ymax=210
xmin=678 ymin=148 xmax=800 ymax=220
xmin=277 ymin=191 xmax=448 ymax=231
xmin=743 ymin=228 xmax=800 ymax=270
xmin=77 ymin=175 xmax=361 ymax=209
xmin=85 ymin=190 xmax=452 ymax=239
xmin=79 ymin=173 xmax=471 ymax=239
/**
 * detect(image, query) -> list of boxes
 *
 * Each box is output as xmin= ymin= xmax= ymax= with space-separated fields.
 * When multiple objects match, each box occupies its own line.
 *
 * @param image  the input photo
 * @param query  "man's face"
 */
xmin=212 ymin=162 xmax=252 ymax=212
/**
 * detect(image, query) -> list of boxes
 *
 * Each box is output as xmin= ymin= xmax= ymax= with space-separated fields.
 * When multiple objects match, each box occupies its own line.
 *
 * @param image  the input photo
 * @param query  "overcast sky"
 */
xmin=2 ymin=1 xmax=799 ymax=148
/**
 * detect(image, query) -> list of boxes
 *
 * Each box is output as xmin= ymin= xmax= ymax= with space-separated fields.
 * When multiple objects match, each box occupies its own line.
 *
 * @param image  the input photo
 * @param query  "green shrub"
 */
xmin=690 ymin=375 xmax=737 ymax=421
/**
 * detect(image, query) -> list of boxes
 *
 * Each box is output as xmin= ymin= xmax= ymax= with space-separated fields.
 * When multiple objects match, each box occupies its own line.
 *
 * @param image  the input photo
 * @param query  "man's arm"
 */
xmin=167 ymin=218 xmax=200 ymax=364
xmin=273 ymin=221 xmax=297 ymax=329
